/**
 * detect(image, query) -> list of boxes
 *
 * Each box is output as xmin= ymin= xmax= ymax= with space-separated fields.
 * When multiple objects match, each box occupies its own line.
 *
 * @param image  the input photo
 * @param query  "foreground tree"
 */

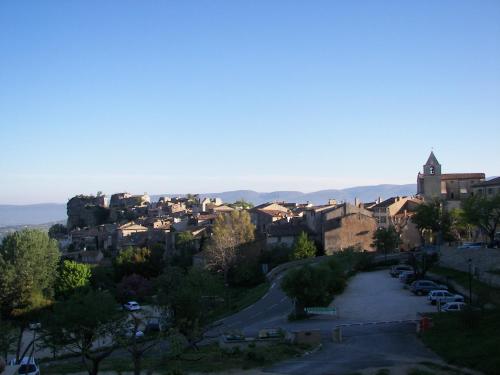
xmin=462 ymin=194 xmax=500 ymax=246
xmin=291 ymin=231 xmax=317 ymax=260
xmin=0 ymin=318 xmax=17 ymax=361
xmin=282 ymin=265 xmax=336 ymax=317
xmin=0 ymin=229 xmax=60 ymax=360
xmin=372 ymin=227 xmax=400 ymax=260
xmin=47 ymin=290 xmax=124 ymax=375
xmin=205 ymin=210 xmax=255 ymax=283
xmin=113 ymin=246 xmax=164 ymax=280
xmin=55 ymin=260 xmax=92 ymax=299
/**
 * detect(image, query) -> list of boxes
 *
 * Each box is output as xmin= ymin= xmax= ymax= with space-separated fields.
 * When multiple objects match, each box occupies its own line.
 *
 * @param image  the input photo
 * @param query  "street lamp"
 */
xmin=468 ymin=258 xmax=473 ymax=305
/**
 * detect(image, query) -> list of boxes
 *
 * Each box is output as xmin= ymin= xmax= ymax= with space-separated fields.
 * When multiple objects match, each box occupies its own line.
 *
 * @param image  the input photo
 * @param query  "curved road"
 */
xmin=207 ymin=267 xmax=442 ymax=375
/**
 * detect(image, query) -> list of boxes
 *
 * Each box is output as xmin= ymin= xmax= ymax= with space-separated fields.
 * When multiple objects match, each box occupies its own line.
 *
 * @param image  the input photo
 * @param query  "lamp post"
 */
xmin=468 ymin=258 xmax=473 ymax=305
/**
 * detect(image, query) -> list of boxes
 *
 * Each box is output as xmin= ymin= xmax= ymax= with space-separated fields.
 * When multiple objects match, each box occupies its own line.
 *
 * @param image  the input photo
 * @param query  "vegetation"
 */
xmin=461 ymin=193 xmax=500 ymax=245
xmin=0 ymin=229 xmax=60 ymax=360
xmin=43 ymin=290 xmax=124 ymax=375
xmin=413 ymin=200 xmax=454 ymax=244
xmin=372 ymin=226 xmax=400 ymax=260
xmin=229 ymin=199 xmax=254 ymax=209
xmin=282 ymin=249 xmax=373 ymax=318
xmin=113 ymin=245 xmax=165 ymax=280
xmin=41 ymin=342 xmax=305 ymax=375
xmin=55 ymin=260 xmax=92 ymax=299
xmin=48 ymin=223 xmax=68 ymax=239
xmin=205 ymin=210 xmax=255 ymax=283
xmin=291 ymin=231 xmax=317 ymax=260
xmin=421 ymin=309 xmax=500 ymax=375
xmin=430 ymin=265 xmax=500 ymax=305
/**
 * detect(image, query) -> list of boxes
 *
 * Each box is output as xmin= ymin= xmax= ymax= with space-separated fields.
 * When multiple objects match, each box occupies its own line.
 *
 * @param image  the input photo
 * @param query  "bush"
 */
xmin=229 ymin=259 xmax=265 ymax=287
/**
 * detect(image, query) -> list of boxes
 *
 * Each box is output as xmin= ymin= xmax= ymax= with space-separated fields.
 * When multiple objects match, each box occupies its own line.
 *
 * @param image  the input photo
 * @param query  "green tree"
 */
xmin=48 ymin=223 xmax=68 ymax=239
xmin=229 ymin=199 xmax=254 ymax=209
xmin=55 ymin=260 xmax=92 ymax=299
xmin=372 ymin=227 xmax=400 ymax=260
xmin=462 ymin=194 xmax=500 ymax=246
xmin=0 ymin=318 xmax=17 ymax=361
xmin=48 ymin=290 xmax=124 ymax=375
xmin=114 ymin=246 xmax=165 ymax=280
xmin=412 ymin=200 xmax=453 ymax=244
xmin=282 ymin=265 xmax=334 ymax=317
xmin=0 ymin=229 xmax=60 ymax=360
xmin=205 ymin=210 xmax=255 ymax=284
xmin=291 ymin=232 xmax=317 ymax=260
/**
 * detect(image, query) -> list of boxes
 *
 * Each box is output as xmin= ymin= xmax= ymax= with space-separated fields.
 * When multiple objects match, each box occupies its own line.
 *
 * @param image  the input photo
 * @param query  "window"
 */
xmin=429 ymin=166 xmax=435 ymax=175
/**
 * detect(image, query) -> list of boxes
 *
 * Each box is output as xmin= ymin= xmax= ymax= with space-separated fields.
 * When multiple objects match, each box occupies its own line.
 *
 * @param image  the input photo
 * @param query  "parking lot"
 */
xmin=329 ymin=268 xmax=438 ymax=322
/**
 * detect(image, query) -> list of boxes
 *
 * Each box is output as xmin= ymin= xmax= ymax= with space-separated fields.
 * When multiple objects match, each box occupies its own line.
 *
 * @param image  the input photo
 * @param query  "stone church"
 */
xmin=417 ymin=152 xmax=485 ymax=208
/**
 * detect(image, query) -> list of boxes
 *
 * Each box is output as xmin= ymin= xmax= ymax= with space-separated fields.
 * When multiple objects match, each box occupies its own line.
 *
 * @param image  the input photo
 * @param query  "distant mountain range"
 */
xmin=153 ymin=183 xmax=417 ymax=207
xmin=0 ymin=183 xmax=417 ymax=227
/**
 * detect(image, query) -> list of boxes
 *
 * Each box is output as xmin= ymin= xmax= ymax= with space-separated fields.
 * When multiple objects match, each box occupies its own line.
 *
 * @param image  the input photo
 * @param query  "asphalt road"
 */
xmin=210 ymin=268 xmax=442 ymax=375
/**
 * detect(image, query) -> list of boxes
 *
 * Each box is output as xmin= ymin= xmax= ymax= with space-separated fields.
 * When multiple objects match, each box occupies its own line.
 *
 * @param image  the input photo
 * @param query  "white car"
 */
xmin=428 ymin=290 xmax=464 ymax=305
xmin=123 ymin=301 xmax=141 ymax=311
xmin=8 ymin=357 xmax=40 ymax=375
xmin=441 ymin=302 xmax=466 ymax=312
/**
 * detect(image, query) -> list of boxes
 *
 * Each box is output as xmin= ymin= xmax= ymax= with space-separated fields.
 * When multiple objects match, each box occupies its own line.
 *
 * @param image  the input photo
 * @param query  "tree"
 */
xmin=48 ymin=223 xmax=68 ymax=239
xmin=116 ymin=274 xmax=152 ymax=302
xmin=205 ymin=211 xmax=255 ymax=284
xmin=372 ymin=227 xmax=400 ymax=260
xmin=282 ymin=265 xmax=335 ymax=317
xmin=0 ymin=318 xmax=17 ymax=361
xmin=0 ymin=229 xmax=60 ymax=360
xmin=55 ymin=260 xmax=92 ymax=299
xmin=119 ymin=313 xmax=164 ymax=375
xmin=412 ymin=200 xmax=453 ymax=245
xmin=229 ymin=199 xmax=254 ymax=209
xmin=48 ymin=290 xmax=124 ymax=375
xmin=462 ymin=194 xmax=500 ymax=246
xmin=291 ymin=232 xmax=317 ymax=260
xmin=113 ymin=246 xmax=164 ymax=280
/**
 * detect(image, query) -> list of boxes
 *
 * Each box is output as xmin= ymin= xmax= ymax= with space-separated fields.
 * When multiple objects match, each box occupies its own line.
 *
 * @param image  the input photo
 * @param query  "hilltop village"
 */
xmin=57 ymin=152 xmax=496 ymax=266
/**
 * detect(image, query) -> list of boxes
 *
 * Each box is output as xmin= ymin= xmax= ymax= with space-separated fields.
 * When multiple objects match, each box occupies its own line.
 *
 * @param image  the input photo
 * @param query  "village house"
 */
xmin=304 ymin=202 xmax=377 ymax=253
xmin=266 ymin=221 xmax=312 ymax=248
xmin=471 ymin=177 xmax=500 ymax=198
xmin=250 ymin=202 xmax=292 ymax=232
xmin=370 ymin=196 xmax=423 ymax=228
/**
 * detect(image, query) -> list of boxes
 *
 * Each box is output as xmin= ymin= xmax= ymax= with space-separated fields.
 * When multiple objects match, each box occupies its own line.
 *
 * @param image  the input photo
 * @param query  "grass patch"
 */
xmin=421 ymin=309 xmax=500 ymax=375
xmin=430 ymin=265 xmax=500 ymax=304
xmin=41 ymin=342 xmax=303 ymax=374
xmin=208 ymin=281 xmax=270 ymax=322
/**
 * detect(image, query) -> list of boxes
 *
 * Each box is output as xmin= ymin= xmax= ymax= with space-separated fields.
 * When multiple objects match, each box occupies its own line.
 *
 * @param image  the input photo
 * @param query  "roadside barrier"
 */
xmin=331 ymin=318 xmax=430 ymax=343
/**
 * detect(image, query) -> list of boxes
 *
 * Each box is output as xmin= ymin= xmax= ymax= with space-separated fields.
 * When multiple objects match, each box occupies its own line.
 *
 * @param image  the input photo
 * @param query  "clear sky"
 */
xmin=1 ymin=1 xmax=499 ymax=204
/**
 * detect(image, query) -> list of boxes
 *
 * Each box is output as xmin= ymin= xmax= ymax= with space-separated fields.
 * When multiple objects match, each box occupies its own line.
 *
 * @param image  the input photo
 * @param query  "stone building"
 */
xmin=417 ymin=152 xmax=485 ymax=207
xmin=304 ymin=202 xmax=377 ymax=253
xmin=471 ymin=177 xmax=500 ymax=198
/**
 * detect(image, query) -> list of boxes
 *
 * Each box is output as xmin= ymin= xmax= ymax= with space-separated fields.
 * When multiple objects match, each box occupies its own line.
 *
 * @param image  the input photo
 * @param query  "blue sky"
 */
xmin=1 ymin=1 xmax=499 ymax=204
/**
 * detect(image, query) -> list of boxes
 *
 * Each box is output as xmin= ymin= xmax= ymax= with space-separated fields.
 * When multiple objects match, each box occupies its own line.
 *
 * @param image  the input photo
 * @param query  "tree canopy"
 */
xmin=205 ymin=210 xmax=255 ymax=283
xmin=291 ymin=231 xmax=316 ymax=260
xmin=55 ymin=260 xmax=92 ymax=299
xmin=0 ymin=229 xmax=60 ymax=319
xmin=372 ymin=226 xmax=400 ymax=258
xmin=462 ymin=194 xmax=500 ymax=245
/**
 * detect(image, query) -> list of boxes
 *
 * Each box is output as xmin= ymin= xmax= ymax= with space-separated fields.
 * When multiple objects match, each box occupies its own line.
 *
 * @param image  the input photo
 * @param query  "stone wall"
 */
xmin=439 ymin=245 xmax=500 ymax=287
xmin=323 ymin=213 xmax=377 ymax=254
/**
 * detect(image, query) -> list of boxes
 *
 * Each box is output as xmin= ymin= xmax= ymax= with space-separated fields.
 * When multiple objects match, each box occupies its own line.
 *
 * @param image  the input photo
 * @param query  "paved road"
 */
xmin=210 ymin=268 xmax=441 ymax=375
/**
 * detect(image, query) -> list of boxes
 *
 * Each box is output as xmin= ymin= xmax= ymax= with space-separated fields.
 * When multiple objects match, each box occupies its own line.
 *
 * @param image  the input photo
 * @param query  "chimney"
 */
xmin=354 ymin=197 xmax=360 ymax=207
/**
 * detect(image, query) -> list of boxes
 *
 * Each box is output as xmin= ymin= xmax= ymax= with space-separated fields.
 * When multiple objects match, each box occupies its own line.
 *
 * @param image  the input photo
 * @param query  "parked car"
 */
xmin=441 ymin=302 xmax=466 ymax=312
xmin=8 ymin=357 xmax=40 ymax=375
xmin=410 ymin=280 xmax=448 ymax=295
xmin=390 ymin=265 xmax=413 ymax=278
xmin=123 ymin=301 xmax=141 ymax=311
xmin=457 ymin=242 xmax=484 ymax=249
xmin=428 ymin=290 xmax=464 ymax=305
xmin=399 ymin=271 xmax=417 ymax=284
